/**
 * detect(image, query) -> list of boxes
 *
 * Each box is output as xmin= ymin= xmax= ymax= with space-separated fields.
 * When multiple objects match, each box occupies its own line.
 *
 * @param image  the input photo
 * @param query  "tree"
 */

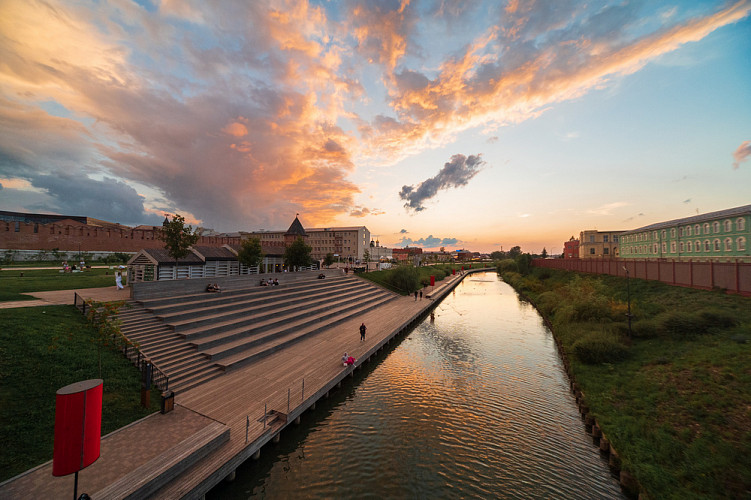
xmin=363 ymin=249 xmax=370 ymax=271
xmin=238 ymin=237 xmax=264 ymax=271
xmin=508 ymin=246 xmax=522 ymax=259
xmin=541 ymin=247 xmax=548 ymax=258
xmin=284 ymin=237 xmax=312 ymax=270
xmin=323 ymin=252 xmax=335 ymax=268
xmin=160 ymin=214 xmax=200 ymax=268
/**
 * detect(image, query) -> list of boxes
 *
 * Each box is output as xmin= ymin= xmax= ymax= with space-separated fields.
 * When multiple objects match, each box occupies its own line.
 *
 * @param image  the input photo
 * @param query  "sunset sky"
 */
xmin=1 ymin=1 xmax=749 ymax=254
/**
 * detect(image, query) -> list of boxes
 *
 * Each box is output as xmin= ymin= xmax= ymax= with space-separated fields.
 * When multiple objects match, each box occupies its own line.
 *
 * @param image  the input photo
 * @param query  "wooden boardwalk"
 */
xmin=0 ymin=271 xmax=478 ymax=499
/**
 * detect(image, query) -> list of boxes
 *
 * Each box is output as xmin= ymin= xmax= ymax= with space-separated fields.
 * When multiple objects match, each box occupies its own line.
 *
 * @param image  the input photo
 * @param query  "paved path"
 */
xmin=0 ymin=270 xmax=483 ymax=498
xmin=0 ymin=286 xmax=130 ymax=309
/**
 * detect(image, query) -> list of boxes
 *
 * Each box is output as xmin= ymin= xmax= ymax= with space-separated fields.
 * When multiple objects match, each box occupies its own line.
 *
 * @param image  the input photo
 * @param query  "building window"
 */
xmin=713 ymin=221 xmax=720 ymax=233
xmin=724 ymin=238 xmax=732 ymax=251
xmin=589 ymin=236 xmax=595 ymax=243
xmin=713 ymin=239 xmax=720 ymax=251
xmin=738 ymin=237 xmax=746 ymax=252
xmin=686 ymin=242 xmax=692 ymax=253
xmin=694 ymin=224 xmax=700 ymax=235
xmin=679 ymin=227 xmax=684 ymax=237
xmin=653 ymin=231 xmax=658 ymax=240
xmin=653 ymin=243 xmax=658 ymax=253
xmin=590 ymin=248 xmax=595 ymax=255
xmin=14 ymin=221 xmax=20 ymax=232
xmin=670 ymin=228 xmax=676 ymax=238
xmin=603 ymin=248 xmax=609 ymax=255
xmin=603 ymin=235 xmax=609 ymax=243
xmin=695 ymin=241 xmax=702 ymax=252
xmin=704 ymin=223 xmax=710 ymax=234
xmin=704 ymin=240 xmax=711 ymax=252
xmin=662 ymin=242 xmax=667 ymax=253
xmin=686 ymin=226 xmax=692 ymax=236
xmin=662 ymin=230 xmax=666 ymax=239
xmin=738 ymin=218 xmax=746 ymax=231
xmin=724 ymin=220 xmax=732 ymax=232
xmin=679 ymin=242 xmax=684 ymax=252
xmin=670 ymin=241 xmax=676 ymax=253
xmin=613 ymin=235 xmax=619 ymax=242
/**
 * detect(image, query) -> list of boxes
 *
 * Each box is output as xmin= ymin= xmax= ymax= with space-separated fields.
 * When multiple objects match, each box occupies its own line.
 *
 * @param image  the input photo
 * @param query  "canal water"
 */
xmin=208 ymin=271 xmax=624 ymax=499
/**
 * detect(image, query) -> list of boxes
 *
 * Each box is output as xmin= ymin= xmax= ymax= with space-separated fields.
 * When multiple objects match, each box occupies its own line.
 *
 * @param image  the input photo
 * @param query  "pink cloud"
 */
xmin=732 ymin=140 xmax=751 ymax=169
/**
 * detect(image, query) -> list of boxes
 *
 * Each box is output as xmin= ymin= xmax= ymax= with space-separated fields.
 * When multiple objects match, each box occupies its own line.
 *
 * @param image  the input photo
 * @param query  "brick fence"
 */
xmin=532 ymin=258 xmax=751 ymax=296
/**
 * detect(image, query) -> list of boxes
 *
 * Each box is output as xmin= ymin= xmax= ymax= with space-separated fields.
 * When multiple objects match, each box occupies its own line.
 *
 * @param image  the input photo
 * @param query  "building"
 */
xmin=563 ymin=237 xmax=579 ymax=259
xmin=619 ymin=204 xmax=750 ymax=262
xmin=392 ymin=246 xmax=423 ymax=264
xmin=579 ymin=230 xmax=623 ymax=259
xmin=368 ymin=238 xmax=392 ymax=263
xmin=244 ymin=219 xmax=370 ymax=264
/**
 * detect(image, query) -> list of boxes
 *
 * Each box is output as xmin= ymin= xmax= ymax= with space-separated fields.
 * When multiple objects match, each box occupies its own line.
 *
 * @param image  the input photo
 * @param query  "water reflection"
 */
xmin=208 ymin=272 xmax=624 ymax=499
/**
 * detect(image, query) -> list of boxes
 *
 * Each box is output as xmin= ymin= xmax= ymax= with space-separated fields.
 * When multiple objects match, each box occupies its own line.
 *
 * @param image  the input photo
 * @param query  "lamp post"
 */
xmin=623 ymin=266 xmax=632 ymax=337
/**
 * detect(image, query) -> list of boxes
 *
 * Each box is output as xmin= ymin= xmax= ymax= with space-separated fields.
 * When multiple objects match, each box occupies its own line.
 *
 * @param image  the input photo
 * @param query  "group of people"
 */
xmin=260 ymin=278 xmax=279 ymax=286
xmin=61 ymin=260 xmax=87 ymax=272
xmin=206 ymin=283 xmax=222 ymax=293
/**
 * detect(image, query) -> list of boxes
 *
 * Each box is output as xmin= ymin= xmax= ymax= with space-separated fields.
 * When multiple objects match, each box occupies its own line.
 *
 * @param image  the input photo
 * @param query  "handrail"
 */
xmin=73 ymin=293 xmax=170 ymax=392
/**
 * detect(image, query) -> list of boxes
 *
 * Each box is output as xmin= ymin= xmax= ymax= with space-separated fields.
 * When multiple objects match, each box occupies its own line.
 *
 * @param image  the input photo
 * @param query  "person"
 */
xmin=342 ymin=352 xmax=349 ymax=366
xmin=346 ymin=355 xmax=355 ymax=366
xmin=260 ymin=279 xmax=267 ymax=286
xmin=414 ymin=290 xmax=418 ymax=301
xmin=80 ymin=259 xmax=86 ymax=270
xmin=419 ymin=290 xmax=423 ymax=300
xmin=115 ymin=271 xmax=124 ymax=290
xmin=359 ymin=322 xmax=366 ymax=341
xmin=267 ymin=278 xmax=273 ymax=286
xmin=273 ymin=278 xmax=279 ymax=285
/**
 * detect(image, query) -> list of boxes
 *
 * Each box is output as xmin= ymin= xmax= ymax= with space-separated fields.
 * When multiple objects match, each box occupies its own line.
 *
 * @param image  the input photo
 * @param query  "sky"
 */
xmin=1 ymin=0 xmax=749 ymax=254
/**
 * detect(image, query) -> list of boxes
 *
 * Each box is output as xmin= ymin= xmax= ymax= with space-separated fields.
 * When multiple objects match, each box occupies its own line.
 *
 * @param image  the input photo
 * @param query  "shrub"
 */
xmin=388 ymin=265 xmax=420 ymax=294
xmin=697 ymin=309 xmax=740 ymax=330
xmin=573 ymin=331 xmax=629 ymax=364
xmin=629 ymin=320 xmax=660 ymax=339
xmin=659 ymin=311 xmax=707 ymax=338
xmin=496 ymin=259 xmax=518 ymax=273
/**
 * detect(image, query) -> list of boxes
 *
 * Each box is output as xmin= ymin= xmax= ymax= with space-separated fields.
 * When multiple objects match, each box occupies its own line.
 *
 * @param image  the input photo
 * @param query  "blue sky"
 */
xmin=0 ymin=0 xmax=749 ymax=253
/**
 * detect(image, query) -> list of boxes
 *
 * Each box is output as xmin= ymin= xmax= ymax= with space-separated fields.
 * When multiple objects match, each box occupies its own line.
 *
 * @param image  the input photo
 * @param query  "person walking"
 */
xmin=419 ymin=290 xmax=423 ymax=300
xmin=414 ymin=290 xmax=418 ymax=301
xmin=115 ymin=271 xmax=124 ymax=290
xmin=359 ymin=322 xmax=366 ymax=341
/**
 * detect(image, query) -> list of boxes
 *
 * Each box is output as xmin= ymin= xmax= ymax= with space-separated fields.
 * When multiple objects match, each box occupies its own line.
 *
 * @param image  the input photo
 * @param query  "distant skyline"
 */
xmin=1 ymin=1 xmax=749 ymax=254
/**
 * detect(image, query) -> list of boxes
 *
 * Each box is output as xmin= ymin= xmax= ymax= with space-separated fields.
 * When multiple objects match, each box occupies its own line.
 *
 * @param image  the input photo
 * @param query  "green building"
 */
xmin=620 ymin=204 xmax=750 ymax=262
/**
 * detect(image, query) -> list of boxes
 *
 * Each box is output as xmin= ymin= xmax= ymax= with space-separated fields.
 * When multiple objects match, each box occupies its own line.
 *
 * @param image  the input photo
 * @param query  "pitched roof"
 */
xmin=286 ymin=216 xmax=307 ymax=236
xmin=136 ymin=248 xmax=203 ymax=265
xmin=623 ymin=204 xmax=751 ymax=234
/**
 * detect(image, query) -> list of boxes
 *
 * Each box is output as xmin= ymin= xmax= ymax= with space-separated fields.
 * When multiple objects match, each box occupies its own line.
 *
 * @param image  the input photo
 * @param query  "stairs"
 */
xmin=117 ymin=274 xmax=398 ymax=393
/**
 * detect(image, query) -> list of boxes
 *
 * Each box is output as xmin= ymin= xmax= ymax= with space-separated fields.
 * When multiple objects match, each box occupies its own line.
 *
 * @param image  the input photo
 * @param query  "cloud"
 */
xmin=587 ymin=202 xmax=628 ymax=216
xmin=399 ymin=229 xmax=408 ymax=233
xmin=732 ymin=140 xmax=751 ymax=169
xmin=349 ymin=206 xmax=383 ymax=217
xmin=395 ymin=235 xmax=460 ymax=248
xmin=683 ymin=198 xmax=691 ymax=204
xmin=399 ymin=154 xmax=485 ymax=211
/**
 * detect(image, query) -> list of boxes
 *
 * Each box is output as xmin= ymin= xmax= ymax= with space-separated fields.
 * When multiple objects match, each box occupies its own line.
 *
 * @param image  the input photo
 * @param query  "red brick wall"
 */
xmin=0 ymin=220 xmax=240 ymax=253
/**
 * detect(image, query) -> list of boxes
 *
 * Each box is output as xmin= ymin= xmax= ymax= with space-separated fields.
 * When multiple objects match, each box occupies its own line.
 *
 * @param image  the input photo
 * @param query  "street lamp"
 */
xmin=623 ymin=266 xmax=633 ymax=337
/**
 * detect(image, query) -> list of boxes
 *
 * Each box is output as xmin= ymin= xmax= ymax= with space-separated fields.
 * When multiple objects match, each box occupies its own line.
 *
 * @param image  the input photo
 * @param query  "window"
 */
xmin=713 ymin=221 xmax=720 ymax=233
xmin=653 ymin=243 xmax=658 ymax=253
xmin=724 ymin=238 xmax=732 ymax=251
xmin=671 ymin=228 xmax=676 ymax=238
xmin=613 ymin=235 xmax=619 ymax=242
xmin=14 ymin=221 xmax=20 ymax=232
xmin=686 ymin=242 xmax=692 ymax=253
xmin=704 ymin=223 xmax=710 ymax=234
xmin=738 ymin=237 xmax=746 ymax=252
xmin=662 ymin=242 xmax=667 ymax=253
xmin=670 ymin=241 xmax=676 ymax=253
xmin=686 ymin=226 xmax=692 ymax=236
xmin=603 ymin=248 xmax=609 ymax=255
xmin=679 ymin=242 xmax=684 ymax=252
xmin=662 ymin=230 xmax=666 ymax=239
xmin=695 ymin=241 xmax=701 ymax=252
xmin=603 ymin=235 xmax=609 ymax=243
xmin=738 ymin=218 xmax=746 ymax=231
xmin=704 ymin=240 xmax=711 ymax=252
xmin=724 ymin=220 xmax=732 ymax=232
xmin=653 ymin=231 xmax=658 ymax=240
xmin=679 ymin=227 xmax=684 ymax=237
xmin=713 ymin=239 xmax=720 ymax=251
xmin=694 ymin=224 xmax=700 ymax=235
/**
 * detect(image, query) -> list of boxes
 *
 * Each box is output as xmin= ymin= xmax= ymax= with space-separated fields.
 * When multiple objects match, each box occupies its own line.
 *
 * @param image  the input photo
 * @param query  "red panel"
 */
xmin=430 ymin=275 xmax=435 ymax=286
xmin=52 ymin=379 xmax=103 ymax=476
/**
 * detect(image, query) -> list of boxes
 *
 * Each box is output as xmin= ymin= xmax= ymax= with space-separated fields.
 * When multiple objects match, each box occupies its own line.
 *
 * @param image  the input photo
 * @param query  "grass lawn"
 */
xmin=0 ymin=268 xmax=124 ymax=301
xmin=0 ymin=306 xmax=158 ymax=482
xmin=501 ymin=267 xmax=751 ymax=499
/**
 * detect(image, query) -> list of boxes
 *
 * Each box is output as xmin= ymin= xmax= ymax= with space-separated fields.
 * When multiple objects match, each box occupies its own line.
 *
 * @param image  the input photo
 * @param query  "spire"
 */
xmin=286 ymin=215 xmax=307 ymax=236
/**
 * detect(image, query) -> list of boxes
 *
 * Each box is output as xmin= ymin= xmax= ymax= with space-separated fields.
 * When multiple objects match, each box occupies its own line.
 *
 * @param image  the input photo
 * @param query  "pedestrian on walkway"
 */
xmin=115 ymin=271 xmax=124 ymax=290
xmin=414 ymin=291 xmax=418 ymax=301
xmin=419 ymin=290 xmax=423 ymax=300
xmin=359 ymin=322 xmax=366 ymax=341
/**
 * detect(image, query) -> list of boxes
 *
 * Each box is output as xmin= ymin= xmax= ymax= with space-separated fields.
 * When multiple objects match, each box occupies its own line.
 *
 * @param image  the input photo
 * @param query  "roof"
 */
xmin=133 ymin=248 xmax=204 ymax=265
xmin=623 ymin=204 xmax=751 ymax=234
xmin=191 ymin=246 xmax=237 ymax=260
xmin=285 ymin=216 xmax=307 ymax=236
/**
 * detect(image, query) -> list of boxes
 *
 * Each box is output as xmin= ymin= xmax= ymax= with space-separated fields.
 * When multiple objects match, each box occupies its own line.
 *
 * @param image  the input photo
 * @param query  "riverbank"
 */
xmin=499 ymin=266 xmax=751 ymax=499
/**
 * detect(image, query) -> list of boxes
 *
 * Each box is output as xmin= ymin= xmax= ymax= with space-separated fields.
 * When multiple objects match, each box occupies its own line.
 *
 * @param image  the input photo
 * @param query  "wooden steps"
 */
xmin=116 ymin=274 xmax=399 ymax=394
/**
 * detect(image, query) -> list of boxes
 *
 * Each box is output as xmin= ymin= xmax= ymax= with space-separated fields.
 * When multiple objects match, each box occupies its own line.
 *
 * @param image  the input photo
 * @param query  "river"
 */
xmin=208 ymin=271 xmax=624 ymax=499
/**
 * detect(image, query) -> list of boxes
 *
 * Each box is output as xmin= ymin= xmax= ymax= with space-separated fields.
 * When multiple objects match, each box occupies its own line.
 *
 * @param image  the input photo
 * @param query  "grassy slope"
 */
xmin=0 ymin=306 xmax=158 ymax=481
xmin=502 ymin=268 xmax=751 ymax=499
xmin=0 ymin=268 xmax=122 ymax=301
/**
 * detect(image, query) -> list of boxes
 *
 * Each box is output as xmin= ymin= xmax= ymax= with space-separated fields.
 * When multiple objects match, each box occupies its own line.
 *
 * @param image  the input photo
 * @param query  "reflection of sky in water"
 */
xmin=209 ymin=272 xmax=624 ymax=499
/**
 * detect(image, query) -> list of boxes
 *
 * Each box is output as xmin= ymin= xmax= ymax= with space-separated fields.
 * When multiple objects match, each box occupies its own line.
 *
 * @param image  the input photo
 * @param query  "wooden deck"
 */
xmin=0 ymin=270 xmax=480 ymax=499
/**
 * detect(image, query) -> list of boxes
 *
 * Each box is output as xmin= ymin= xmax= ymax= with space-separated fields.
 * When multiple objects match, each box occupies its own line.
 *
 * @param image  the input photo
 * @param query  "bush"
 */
xmin=388 ymin=265 xmax=420 ymax=294
xmin=698 ymin=309 xmax=740 ymax=330
xmin=659 ymin=311 xmax=707 ymax=338
xmin=573 ymin=331 xmax=629 ymax=364
xmin=629 ymin=320 xmax=660 ymax=339
xmin=496 ymin=259 xmax=518 ymax=273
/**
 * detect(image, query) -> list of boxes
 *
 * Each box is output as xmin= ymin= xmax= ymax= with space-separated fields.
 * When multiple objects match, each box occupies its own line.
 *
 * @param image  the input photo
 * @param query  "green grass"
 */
xmin=501 ymin=267 xmax=751 ymax=499
xmin=359 ymin=262 xmax=491 ymax=295
xmin=0 ymin=306 xmax=158 ymax=481
xmin=0 ymin=268 xmax=124 ymax=301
